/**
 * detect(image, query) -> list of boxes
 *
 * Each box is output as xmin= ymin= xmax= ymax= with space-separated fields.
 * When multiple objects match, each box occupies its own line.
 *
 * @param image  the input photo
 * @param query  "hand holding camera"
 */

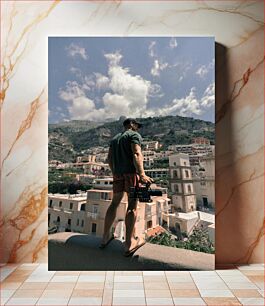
xmin=139 ymin=174 xmax=153 ymax=184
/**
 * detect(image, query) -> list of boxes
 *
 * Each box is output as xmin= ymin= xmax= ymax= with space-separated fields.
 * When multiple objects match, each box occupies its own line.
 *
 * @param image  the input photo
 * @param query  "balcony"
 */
xmin=87 ymin=212 xmax=99 ymax=219
xmin=64 ymin=208 xmax=73 ymax=214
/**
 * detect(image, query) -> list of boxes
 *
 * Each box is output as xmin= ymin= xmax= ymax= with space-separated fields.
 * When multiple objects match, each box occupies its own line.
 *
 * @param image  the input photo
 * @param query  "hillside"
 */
xmin=48 ymin=116 xmax=215 ymax=162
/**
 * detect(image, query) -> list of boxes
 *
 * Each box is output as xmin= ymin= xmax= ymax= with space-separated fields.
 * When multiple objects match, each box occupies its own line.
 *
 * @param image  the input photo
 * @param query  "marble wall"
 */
xmin=1 ymin=1 xmax=264 ymax=264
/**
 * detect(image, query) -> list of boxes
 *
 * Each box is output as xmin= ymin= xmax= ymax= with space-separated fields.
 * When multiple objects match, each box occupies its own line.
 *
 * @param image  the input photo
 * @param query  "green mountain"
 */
xmin=48 ymin=116 xmax=215 ymax=162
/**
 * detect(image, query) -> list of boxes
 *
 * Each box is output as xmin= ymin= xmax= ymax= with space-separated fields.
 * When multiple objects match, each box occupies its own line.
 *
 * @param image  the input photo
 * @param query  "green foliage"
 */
xmin=147 ymin=227 xmax=215 ymax=254
xmin=48 ymin=169 xmax=91 ymax=194
xmin=48 ymin=116 xmax=215 ymax=163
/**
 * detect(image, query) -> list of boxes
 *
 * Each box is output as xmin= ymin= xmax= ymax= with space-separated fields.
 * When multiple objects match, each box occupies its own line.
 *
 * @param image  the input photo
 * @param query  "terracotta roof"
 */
xmin=146 ymin=225 xmax=166 ymax=237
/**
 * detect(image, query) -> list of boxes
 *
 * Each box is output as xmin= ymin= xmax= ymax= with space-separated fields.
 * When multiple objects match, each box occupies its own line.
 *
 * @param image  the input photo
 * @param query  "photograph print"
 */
xmin=48 ymin=37 xmax=215 ymax=270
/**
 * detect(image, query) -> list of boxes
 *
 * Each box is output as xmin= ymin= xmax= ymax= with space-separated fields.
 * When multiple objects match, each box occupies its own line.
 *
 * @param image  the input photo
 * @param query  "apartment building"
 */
xmin=142 ymin=140 xmax=159 ymax=151
xmin=48 ymin=193 xmax=87 ymax=232
xmin=48 ymin=178 xmax=171 ymax=241
xmin=145 ymin=168 xmax=169 ymax=179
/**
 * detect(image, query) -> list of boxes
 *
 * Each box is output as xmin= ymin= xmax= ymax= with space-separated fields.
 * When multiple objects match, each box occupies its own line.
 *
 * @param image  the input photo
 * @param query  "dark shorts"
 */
xmin=113 ymin=173 xmax=140 ymax=193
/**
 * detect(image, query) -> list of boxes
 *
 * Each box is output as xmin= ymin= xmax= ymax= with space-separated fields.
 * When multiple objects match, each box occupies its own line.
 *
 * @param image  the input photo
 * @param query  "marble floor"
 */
xmin=0 ymin=264 xmax=264 ymax=305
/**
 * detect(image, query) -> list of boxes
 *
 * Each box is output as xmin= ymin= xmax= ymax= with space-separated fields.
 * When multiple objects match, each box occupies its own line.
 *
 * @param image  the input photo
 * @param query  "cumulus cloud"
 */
xmin=104 ymin=51 xmax=122 ymax=66
xmin=169 ymin=37 xmax=178 ymax=49
xmin=95 ymin=73 xmax=110 ymax=89
xmin=143 ymin=83 xmax=215 ymax=118
xmin=66 ymin=43 xmax=88 ymax=60
xmin=148 ymin=41 xmax=156 ymax=58
xmin=201 ymin=83 xmax=215 ymax=108
xmin=151 ymin=59 xmax=168 ymax=76
xmin=58 ymin=51 xmax=163 ymax=121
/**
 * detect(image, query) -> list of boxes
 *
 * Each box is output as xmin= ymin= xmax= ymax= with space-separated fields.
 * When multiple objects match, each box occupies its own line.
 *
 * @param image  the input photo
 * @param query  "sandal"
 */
xmin=124 ymin=239 xmax=146 ymax=257
xmin=99 ymin=235 xmax=115 ymax=249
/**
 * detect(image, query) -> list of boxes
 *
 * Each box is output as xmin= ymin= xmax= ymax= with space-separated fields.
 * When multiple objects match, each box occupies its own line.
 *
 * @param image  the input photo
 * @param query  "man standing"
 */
xmin=100 ymin=118 xmax=153 ymax=256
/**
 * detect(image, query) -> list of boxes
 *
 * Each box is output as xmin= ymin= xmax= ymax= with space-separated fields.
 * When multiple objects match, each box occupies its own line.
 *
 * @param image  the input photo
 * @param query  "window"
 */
xmin=101 ymin=192 xmax=109 ymax=200
xmin=104 ymin=181 xmax=108 ymax=184
xmin=185 ymin=170 xmax=189 ymax=178
xmin=59 ymin=201 xmax=62 ymax=207
xmin=147 ymin=220 xmax=152 ymax=229
xmin=80 ymin=204 xmax=86 ymax=211
xmin=49 ymin=200 xmax=53 ymax=207
xmin=187 ymin=185 xmax=192 ymax=193
xmin=173 ymin=170 xmax=178 ymax=178
xmin=77 ymin=219 xmax=79 ymax=226
xmin=68 ymin=219 xmax=71 ymax=225
xmin=56 ymin=216 xmax=60 ymax=223
xmin=184 ymin=161 xmax=187 ymax=165
xmin=175 ymin=184 xmax=179 ymax=193
xmin=81 ymin=220 xmax=84 ymax=227
xmin=91 ymin=223 xmax=97 ymax=232
xmin=92 ymin=205 xmax=99 ymax=214
xmin=173 ymin=162 xmax=176 ymax=166
xmin=70 ymin=202 xmax=73 ymax=210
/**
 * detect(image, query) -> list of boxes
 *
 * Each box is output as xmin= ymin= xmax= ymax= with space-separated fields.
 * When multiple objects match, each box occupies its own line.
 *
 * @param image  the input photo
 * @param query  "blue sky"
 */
xmin=48 ymin=37 xmax=215 ymax=123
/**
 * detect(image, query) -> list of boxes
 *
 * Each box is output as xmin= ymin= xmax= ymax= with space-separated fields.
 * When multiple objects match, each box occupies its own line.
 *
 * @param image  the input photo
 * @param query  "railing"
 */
xmin=64 ymin=208 xmax=73 ymax=213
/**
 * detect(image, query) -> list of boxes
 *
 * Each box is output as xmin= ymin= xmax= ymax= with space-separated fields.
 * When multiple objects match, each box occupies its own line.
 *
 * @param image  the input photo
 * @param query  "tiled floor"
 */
xmin=0 ymin=264 xmax=264 ymax=305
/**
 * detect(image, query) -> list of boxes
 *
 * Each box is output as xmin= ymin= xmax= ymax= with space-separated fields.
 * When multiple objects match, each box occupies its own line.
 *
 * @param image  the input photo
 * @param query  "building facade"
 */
xmin=169 ymin=153 xmax=197 ymax=213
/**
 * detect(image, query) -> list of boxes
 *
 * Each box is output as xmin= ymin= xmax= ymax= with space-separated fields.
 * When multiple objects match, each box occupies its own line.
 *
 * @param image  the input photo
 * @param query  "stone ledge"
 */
xmin=48 ymin=232 xmax=214 ymax=271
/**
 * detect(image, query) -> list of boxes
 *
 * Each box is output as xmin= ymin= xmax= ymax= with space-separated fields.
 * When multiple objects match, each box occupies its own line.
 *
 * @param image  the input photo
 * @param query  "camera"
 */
xmin=129 ymin=183 xmax=163 ymax=202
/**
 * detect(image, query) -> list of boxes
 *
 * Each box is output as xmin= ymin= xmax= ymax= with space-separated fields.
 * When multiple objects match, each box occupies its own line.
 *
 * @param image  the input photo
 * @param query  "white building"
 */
xmin=142 ymin=140 xmax=159 ymax=151
xmin=169 ymin=153 xmax=197 ymax=213
xmin=165 ymin=210 xmax=215 ymax=243
xmin=48 ymin=178 xmax=171 ymax=241
xmin=48 ymin=193 xmax=87 ymax=232
xmin=142 ymin=150 xmax=155 ymax=168
xmin=76 ymin=155 xmax=96 ymax=163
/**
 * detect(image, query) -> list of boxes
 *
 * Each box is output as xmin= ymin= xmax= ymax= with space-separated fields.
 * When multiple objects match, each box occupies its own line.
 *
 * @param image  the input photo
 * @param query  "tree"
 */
xmin=146 ymin=227 xmax=214 ymax=254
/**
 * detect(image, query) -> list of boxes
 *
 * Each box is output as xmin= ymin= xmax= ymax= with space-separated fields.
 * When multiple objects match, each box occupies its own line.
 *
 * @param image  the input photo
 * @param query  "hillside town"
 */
xmin=48 ymin=137 xmax=215 ymax=251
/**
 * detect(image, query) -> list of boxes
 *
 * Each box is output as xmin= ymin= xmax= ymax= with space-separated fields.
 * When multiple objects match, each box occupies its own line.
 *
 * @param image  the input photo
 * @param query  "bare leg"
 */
xmin=125 ymin=197 xmax=144 ymax=252
xmin=101 ymin=192 xmax=124 ymax=244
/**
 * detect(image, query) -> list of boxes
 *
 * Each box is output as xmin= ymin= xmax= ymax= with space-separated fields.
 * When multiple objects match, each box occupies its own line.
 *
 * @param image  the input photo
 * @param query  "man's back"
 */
xmin=110 ymin=129 xmax=142 ymax=174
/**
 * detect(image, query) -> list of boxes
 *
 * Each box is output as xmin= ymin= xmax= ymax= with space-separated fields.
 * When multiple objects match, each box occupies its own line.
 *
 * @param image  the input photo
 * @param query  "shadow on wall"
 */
xmin=215 ymin=42 xmax=243 ymax=264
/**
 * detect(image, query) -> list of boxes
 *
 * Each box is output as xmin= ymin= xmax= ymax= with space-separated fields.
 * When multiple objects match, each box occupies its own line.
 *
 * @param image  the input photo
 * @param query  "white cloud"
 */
xmin=151 ymin=59 xmax=168 ymax=76
xmin=196 ymin=65 xmax=208 ymax=78
xmin=59 ymin=51 xmax=162 ymax=121
xmin=144 ymin=83 xmax=215 ymax=118
xmin=196 ymin=59 xmax=215 ymax=78
xmin=104 ymin=51 xmax=122 ymax=66
xmin=169 ymin=37 xmax=178 ymax=49
xmin=148 ymin=41 xmax=156 ymax=58
xmin=66 ymin=43 xmax=88 ymax=60
xmin=201 ymin=83 xmax=215 ymax=108
xmin=68 ymin=96 xmax=95 ymax=119
xmin=58 ymin=81 xmax=84 ymax=101
xmin=95 ymin=73 xmax=110 ymax=89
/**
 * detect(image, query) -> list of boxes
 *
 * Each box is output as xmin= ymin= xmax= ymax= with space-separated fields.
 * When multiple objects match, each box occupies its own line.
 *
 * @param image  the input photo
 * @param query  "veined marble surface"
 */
xmin=0 ymin=1 xmax=264 ymax=263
